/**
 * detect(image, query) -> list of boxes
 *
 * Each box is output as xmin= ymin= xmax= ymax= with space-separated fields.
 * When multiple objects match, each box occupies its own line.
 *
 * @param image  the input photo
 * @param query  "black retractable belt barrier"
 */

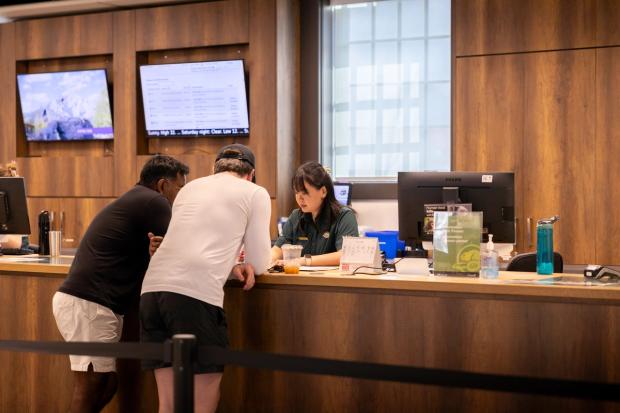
xmin=1 ymin=338 xmax=620 ymax=410
xmin=0 ymin=339 xmax=189 ymax=413
xmin=198 ymin=346 xmax=620 ymax=402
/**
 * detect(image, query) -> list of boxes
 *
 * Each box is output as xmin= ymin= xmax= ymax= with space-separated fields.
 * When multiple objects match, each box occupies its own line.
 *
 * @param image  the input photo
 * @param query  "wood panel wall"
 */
xmin=0 ymin=0 xmax=299 ymax=247
xmin=594 ymin=47 xmax=620 ymax=263
xmin=453 ymin=0 xmax=620 ymax=264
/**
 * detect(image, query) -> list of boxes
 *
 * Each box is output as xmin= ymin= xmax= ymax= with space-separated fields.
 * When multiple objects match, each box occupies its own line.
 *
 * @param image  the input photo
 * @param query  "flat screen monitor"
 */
xmin=16 ymin=69 xmax=114 ymax=141
xmin=139 ymin=59 xmax=249 ymax=137
xmin=398 ymin=172 xmax=515 ymax=252
xmin=0 ymin=177 xmax=31 ymax=235
xmin=334 ymin=182 xmax=352 ymax=206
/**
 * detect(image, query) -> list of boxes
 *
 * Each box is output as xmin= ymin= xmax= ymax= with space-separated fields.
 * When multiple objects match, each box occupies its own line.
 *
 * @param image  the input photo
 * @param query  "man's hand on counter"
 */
xmin=231 ymin=263 xmax=256 ymax=291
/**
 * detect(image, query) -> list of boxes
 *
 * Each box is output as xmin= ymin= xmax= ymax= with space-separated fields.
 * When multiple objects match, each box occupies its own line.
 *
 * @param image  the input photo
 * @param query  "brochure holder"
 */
xmin=432 ymin=211 xmax=482 ymax=277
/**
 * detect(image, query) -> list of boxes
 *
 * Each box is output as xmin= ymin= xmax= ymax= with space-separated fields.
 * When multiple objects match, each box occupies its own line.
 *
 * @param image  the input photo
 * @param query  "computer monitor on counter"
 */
xmin=0 ymin=177 xmax=31 ymax=235
xmin=397 ymin=172 xmax=515 ymax=256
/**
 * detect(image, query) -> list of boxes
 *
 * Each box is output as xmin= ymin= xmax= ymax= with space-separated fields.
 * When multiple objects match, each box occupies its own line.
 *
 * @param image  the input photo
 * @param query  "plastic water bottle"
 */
xmin=536 ymin=216 xmax=559 ymax=275
xmin=480 ymin=234 xmax=499 ymax=279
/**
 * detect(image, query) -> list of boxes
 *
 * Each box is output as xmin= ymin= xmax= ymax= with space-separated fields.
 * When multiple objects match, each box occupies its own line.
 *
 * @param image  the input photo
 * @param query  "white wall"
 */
xmin=351 ymin=199 xmax=398 ymax=232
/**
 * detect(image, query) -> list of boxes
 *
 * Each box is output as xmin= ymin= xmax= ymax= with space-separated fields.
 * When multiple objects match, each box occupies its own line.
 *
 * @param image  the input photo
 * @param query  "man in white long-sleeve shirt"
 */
xmin=140 ymin=144 xmax=271 ymax=413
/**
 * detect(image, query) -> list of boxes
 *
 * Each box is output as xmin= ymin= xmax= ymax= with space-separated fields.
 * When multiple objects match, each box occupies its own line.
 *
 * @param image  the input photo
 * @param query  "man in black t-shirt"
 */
xmin=52 ymin=155 xmax=189 ymax=413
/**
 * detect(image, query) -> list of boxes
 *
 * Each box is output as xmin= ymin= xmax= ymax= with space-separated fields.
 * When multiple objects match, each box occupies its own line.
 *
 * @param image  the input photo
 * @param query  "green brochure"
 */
xmin=432 ymin=211 xmax=482 ymax=277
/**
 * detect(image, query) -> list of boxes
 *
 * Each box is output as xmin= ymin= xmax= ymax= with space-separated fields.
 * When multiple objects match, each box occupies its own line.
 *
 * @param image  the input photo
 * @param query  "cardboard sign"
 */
xmin=339 ymin=236 xmax=382 ymax=275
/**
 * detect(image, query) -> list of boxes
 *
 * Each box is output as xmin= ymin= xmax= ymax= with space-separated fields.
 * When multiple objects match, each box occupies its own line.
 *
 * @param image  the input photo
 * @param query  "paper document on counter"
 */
xmin=0 ymin=256 xmax=46 ymax=262
xmin=300 ymin=266 xmax=338 ymax=271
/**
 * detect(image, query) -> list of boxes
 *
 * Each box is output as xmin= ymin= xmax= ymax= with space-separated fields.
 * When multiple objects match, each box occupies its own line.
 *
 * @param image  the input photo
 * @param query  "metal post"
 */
xmin=172 ymin=334 xmax=196 ymax=413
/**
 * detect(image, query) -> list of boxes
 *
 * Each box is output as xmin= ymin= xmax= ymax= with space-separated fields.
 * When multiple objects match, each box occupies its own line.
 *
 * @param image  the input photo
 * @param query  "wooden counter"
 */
xmin=1 ymin=256 xmax=618 ymax=301
xmin=0 ymin=255 xmax=73 ymax=275
xmin=1 ymin=258 xmax=619 ymax=412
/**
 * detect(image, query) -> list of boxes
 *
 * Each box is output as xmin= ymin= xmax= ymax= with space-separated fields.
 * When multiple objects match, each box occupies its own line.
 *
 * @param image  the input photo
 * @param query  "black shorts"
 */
xmin=140 ymin=291 xmax=229 ymax=374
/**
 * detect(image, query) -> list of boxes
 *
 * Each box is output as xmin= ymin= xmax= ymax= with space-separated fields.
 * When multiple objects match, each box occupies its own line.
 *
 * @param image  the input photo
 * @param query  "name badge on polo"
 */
xmin=322 ymin=232 xmax=330 ymax=239
xmin=298 ymin=236 xmax=309 ymax=241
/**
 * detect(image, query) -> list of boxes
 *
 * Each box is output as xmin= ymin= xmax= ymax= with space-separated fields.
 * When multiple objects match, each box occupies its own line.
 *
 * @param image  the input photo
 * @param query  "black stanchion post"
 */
xmin=172 ymin=334 xmax=196 ymax=413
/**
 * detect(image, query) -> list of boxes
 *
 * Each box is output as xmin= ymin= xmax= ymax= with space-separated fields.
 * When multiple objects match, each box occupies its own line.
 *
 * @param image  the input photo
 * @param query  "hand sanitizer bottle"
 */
xmin=480 ymin=234 xmax=499 ymax=279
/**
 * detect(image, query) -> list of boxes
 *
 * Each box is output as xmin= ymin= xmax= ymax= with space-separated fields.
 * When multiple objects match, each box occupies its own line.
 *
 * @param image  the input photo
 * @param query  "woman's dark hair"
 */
xmin=139 ymin=155 xmax=190 ymax=188
xmin=292 ymin=161 xmax=342 ymax=229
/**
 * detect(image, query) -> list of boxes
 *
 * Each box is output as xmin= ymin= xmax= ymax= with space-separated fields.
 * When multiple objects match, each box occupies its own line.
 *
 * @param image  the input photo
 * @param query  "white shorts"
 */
xmin=52 ymin=291 xmax=124 ymax=372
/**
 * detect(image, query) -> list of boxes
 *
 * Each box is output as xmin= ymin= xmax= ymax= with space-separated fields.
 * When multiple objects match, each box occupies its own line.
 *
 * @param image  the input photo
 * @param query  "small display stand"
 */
xmin=339 ymin=236 xmax=383 ymax=275
xmin=432 ymin=211 xmax=482 ymax=277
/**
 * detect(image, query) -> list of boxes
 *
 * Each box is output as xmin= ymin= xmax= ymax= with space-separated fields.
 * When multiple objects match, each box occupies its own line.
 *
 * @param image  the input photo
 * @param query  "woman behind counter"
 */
xmin=271 ymin=161 xmax=358 ymax=266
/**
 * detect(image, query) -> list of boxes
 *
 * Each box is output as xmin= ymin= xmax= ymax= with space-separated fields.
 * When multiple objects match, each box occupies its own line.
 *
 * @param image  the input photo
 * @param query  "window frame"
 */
xmin=300 ymin=0 xmax=455 ymax=201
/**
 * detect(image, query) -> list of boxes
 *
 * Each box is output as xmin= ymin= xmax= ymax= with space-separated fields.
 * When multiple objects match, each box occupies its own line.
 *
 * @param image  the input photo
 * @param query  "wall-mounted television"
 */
xmin=139 ymin=59 xmax=249 ymax=137
xmin=16 ymin=69 xmax=114 ymax=142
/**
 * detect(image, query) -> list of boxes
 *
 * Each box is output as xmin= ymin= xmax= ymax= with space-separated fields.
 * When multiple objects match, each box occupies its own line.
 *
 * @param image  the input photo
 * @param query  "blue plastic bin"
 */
xmin=365 ymin=230 xmax=403 ymax=259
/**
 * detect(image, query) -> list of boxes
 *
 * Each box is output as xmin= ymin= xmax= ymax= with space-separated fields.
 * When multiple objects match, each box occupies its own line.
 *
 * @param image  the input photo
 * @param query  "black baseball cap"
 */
xmin=215 ymin=144 xmax=256 ymax=182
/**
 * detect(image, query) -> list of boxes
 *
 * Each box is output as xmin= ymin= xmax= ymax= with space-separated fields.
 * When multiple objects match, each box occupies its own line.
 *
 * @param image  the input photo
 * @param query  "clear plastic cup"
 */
xmin=281 ymin=244 xmax=303 ymax=274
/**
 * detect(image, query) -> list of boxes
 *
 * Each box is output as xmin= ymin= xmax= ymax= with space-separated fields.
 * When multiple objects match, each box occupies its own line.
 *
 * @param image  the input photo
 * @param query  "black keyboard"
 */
xmin=0 ymin=248 xmax=34 ymax=255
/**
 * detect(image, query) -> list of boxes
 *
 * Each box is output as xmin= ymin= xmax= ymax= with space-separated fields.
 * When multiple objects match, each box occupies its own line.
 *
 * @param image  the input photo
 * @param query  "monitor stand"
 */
xmin=406 ymin=241 xmax=428 ymax=258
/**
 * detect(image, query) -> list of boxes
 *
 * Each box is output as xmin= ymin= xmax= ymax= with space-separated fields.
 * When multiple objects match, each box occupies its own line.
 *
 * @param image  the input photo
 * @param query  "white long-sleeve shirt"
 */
xmin=141 ymin=172 xmax=271 ymax=308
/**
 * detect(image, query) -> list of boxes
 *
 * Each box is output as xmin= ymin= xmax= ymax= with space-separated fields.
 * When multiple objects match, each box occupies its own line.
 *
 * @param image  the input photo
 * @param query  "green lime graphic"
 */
xmin=455 ymin=244 xmax=480 ymax=272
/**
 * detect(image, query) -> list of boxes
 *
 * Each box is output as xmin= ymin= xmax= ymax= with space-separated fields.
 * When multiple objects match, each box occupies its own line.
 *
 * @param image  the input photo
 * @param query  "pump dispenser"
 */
xmin=480 ymin=234 xmax=499 ymax=279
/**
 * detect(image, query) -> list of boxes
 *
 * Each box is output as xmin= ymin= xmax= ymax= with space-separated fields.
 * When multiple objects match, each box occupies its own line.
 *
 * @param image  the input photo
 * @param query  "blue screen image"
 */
xmin=17 ymin=69 xmax=114 ymax=141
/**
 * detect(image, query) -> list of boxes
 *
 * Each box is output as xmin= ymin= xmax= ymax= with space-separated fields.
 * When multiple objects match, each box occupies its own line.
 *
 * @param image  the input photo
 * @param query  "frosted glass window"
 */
xmin=349 ymin=5 xmax=372 ymax=41
xmin=380 ymin=63 xmax=402 ymax=100
xmin=354 ymin=110 xmax=376 ymax=145
xmin=324 ymin=0 xmax=451 ymax=179
xmin=427 ymin=82 xmax=450 ymax=126
xmin=408 ymin=107 xmax=421 ymax=143
xmin=354 ymin=154 xmax=375 ymax=177
xmin=333 ymin=45 xmax=349 ymax=68
xmin=381 ymin=152 xmax=405 ymax=175
xmin=375 ymin=1 xmax=399 ymax=40
xmin=428 ymin=37 xmax=451 ymax=81
xmin=409 ymin=152 xmax=421 ymax=171
xmin=333 ymin=67 xmax=350 ymax=104
xmin=375 ymin=41 xmax=399 ymax=66
xmin=401 ymin=0 xmax=425 ymax=38
xmin=428 ymin=0 xmax=450 ymax=36
xmin=426 ymin=127 xmax=451 ymax=167
xmin=335 ymin=154 xmax=351 ymax=177
xmin=349 ymin=43 xmax=372 ymax=67
xmin=356 ymin=66 xmax=373 ymax=84
xmin=333 ymin=111 xmax=351 ymax=146
xmin=354 ymin=65 xmax=375 ymax=101
xmin=402 ymin=40 xmax=425 ymax=80
xmin=355 ymin=84 xmax=374 ymax=101
xmin=382 ymin=108 xmax=404 ymax=144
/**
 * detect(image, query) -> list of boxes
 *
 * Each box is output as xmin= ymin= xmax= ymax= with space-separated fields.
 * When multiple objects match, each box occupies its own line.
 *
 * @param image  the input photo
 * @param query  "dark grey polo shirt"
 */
xmin=274 ymin=206 xmax=358 ymax=256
